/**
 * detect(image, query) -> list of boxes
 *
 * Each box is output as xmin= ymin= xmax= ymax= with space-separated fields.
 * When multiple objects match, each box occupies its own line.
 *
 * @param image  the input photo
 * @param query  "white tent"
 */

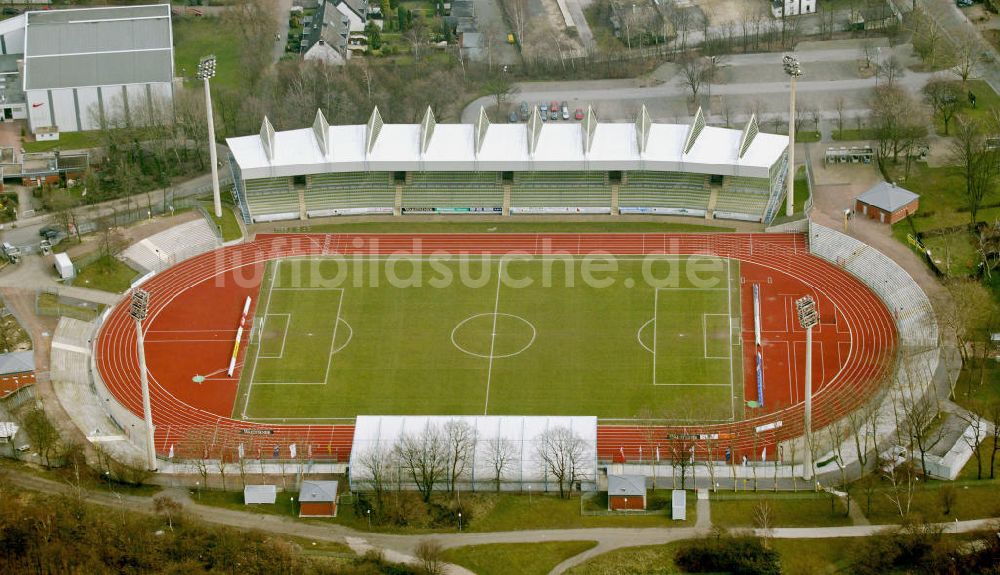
xmin=349 ymin=415 xmax=598 ymax=493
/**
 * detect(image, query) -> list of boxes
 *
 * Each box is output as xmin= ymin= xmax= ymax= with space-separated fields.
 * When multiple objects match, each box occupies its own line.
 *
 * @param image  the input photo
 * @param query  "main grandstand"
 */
xmin=226 ymin=106 xmax=789 ymax=224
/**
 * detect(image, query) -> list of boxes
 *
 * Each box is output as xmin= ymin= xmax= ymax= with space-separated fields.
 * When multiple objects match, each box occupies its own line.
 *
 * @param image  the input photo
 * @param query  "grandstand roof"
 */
xmin=227 ymin=108 xmax=788 ymax=180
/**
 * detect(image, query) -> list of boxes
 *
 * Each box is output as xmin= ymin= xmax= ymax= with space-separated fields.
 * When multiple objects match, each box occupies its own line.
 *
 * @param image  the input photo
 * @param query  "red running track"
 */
xmin=93 ymin=233 xmax=896 ymax=463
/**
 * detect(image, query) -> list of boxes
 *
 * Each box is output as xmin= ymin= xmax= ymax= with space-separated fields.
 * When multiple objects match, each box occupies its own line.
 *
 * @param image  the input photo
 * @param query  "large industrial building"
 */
xmin=226 ymin=106 xmax=789 ymax=224
xmin=0 ymin=4 xmax=173 ymax=134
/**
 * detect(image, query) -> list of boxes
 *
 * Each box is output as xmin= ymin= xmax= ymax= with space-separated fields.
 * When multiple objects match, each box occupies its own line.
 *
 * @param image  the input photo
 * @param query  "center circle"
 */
xmin=451 ymin=313 xmax=536 ymax=359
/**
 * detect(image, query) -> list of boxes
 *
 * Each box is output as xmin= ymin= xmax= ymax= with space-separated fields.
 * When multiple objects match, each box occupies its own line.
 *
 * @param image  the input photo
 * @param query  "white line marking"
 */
xmin=242 ymin=259 xmax=279 ymax=418
xmin=257 ymin=313 xmax=291 ymax=359
xmin=483 ymin=259 xmax=504 ymax=416
xmin=726 ymin=258 xmax=735 ymax=421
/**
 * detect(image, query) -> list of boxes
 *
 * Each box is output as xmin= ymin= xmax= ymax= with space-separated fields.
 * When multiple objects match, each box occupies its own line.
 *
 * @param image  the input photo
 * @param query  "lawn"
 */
xmin=236 ymin=256 xmax=743 ymax=422
xmin=860 ymin=480 xmax=1000 ymax=524
xmin=195 ymin=489 xmax=299 ymax=518
xmin=172 ymin=16 xmax=244 ymax=91
xmin=298 ymin=221 xmax=737 ymax=234
xmin=74 ymin=256 xmax=139 ymax=293
xmin=564 ymin=538 xmax=856 ymax=575
xmin=36 ymin=292 xmax=104 ymax=321
xmin=201 ymin=202 xmax=243 ymax=242
xmin=794 ymin=130 xmax=821 ymax=143
xmin=333 ymin=491 xmax=696 ymax=533
xmin=23 ymin=130 xmax=105 ymax=153
xmin=710 ymin=492 xmax=853 ymax=528
xmin=442 ymin=541 xmax=597 ymax=575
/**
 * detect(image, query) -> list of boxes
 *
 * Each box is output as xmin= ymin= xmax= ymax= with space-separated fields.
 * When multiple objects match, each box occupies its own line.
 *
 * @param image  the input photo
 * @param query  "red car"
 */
xmin=549 ymin=101 xmax=559 ymax=112
xmin=574 ymin=108 xmax=584 ymax=120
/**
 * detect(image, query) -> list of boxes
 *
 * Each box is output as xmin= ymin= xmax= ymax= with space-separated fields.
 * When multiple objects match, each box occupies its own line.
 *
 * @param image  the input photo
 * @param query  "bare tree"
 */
xmin=869 ymin=85 xmax=928 ymax=163
xmin=952 ymin=35 xmax=979 ymax=86
xmin=483 ymin=436 xmax=518 ymax=492
xmin=923 ymin=77 xmax=963 ymax=136
xmin=153 ymin=495 xmax=183 ymax=532
xmin=835 ymin=96 xmax=846 ymax=134
xmin=989 ymin=401 xmax=1000 ymax=479
xmin=950 ymin=117 xmax=1000 ymax=226
xmin=444 ymin=420 xmax=475 ymax=494
xmin=356 ymin=444 xmax=396 ymax=512
xmin=958 ymin=408 xmax=988 ymax=480
xmin=536 ymin=426 xmax=588 ymax=499
xmin=882 ymin=458 xmax=918 ymax=518
xmin=483 ymin=73 xmax=519 ymax=111
xmin=20 ymin=408 xmax=62 ymax=468
xmin=752 ymin=499 xmax=775 ymax=548
xmin=414 ymin=539 xmax=445 ymax=575
xmin=679 ymin=54 xmax=708 ymax=102
xmin=395 ymin=423 xmax=449 ymax=503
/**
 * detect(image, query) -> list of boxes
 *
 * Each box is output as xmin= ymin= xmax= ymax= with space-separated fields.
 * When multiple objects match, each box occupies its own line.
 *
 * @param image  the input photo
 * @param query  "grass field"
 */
xmin=441 ymin=541 xmax=597 ymax=575
xmin=235 ymin=255 xmax=744 ymax=422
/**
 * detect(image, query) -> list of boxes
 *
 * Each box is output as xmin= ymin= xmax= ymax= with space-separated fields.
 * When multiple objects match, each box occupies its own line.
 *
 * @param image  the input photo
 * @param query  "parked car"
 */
xmin=539 ymin=103 xmax=547 ymax=116
xmin=38 ymin=226 xmax=61 ymax=240
xmin=574 ymin=108 xmax=584 ymax=120
xmin=519 ymin=101 xmax=530 ymax=120
xmin=549 ymin=101 xmax=559 ymax=112
xmin=549 ymin=110 xmax=559 ymax=120
xmin=957 ymin=0 xmax=973 ymax=7
xmin=561 ymin=101 xmax=570 ymax=120
xmin=508 ymin=111 xmax=518 ymax=123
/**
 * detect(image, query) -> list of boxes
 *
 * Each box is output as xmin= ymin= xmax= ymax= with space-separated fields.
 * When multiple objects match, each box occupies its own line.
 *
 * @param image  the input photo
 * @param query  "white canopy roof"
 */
xmin=228 ymin=107 xmax=787 ymax=180
xmin=349 ymin=415 xmax=597 ymax=490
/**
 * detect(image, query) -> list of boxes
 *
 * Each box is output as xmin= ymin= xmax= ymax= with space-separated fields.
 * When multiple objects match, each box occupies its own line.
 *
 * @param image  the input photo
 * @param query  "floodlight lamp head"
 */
xmin=795 ymin=295 xmax=818 ymax=329
xmin=130 ymin=289 xmax=150 ymax=322
xmin=196 ymin=55 xmax=217 ymax=80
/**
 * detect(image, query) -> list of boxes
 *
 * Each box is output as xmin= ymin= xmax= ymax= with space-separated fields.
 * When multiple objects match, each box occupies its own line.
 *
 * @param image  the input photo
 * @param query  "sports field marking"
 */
xmin=451 ymin=312 xmax=536 ymax=359
xmin=258 ymin=313 xmax=290 ymax=359
xmin=483 ymin=259 xmax=504 ymax=416
xmin=248 ymin=288 xmax=344 ymax=386
xmin=241 ymin=259 xmax=279 ymax=418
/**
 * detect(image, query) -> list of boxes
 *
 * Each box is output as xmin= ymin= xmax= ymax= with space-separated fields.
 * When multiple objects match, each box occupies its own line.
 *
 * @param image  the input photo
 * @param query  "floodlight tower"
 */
xmin=783 ymin=55 xmax=802 ymax=217
xmin=795 ymin=295 xmax=818 ymax=481
xmin=130 ymin=289 xmax=157 ymax=471
xmin=197 ymin=55 xmax=222 ymax=219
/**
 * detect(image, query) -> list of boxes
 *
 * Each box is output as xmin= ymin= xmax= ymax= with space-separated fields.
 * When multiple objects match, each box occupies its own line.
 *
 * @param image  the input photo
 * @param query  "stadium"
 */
xmin=88 ymin=109 xmax=939 ymax=491
xmin=224 ymin=105 xmax=788 ymax=224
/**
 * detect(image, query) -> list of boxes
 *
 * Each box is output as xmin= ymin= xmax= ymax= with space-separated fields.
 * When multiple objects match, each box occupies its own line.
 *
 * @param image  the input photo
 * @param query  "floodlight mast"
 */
xmin=130 ymin=289 xmax=157 ymax=471
xmin=783 ymin=55 xmax=802 ymax=217
xmin=197 ymin=55 xmax=222 ymax=219
xmin=795 ymin=295 xmax=818 ymax=481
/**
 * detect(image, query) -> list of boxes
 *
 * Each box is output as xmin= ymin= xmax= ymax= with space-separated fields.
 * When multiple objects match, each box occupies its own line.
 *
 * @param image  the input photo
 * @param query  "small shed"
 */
xmin=53 ymin=253 xmax=74 ymax=280
xmin=855 ymin=181 xmax=919 ymax=224
xmin=243 ymin=484 xmax=277 ymax=505
xmin=298 ymin=480 xmax=339 ymax=517
xmin=607 ymin=474 xmax=646 ymax=511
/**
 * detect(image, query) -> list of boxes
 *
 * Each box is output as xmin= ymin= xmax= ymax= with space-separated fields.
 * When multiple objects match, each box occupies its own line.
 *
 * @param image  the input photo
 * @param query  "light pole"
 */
xmin=366 ymin=508 xmax=371 ymax=529
xmin=130 ymin=289 xmax=157 ymax=471
xmin=458 ymin=511 xmax=462 ymax=531
xmin=796 ymin=295 xmax=818 ymax=481
xmin=783 ymin=55 xmax=802 ymax=217
xmin=197 ymin=55 xmax=222 ymax=219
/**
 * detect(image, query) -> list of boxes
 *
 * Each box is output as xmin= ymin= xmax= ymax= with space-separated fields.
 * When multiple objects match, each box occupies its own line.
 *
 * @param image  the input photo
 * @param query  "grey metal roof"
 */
xmin=243 ymin=484 xmax=277 ymax=504
xmin=856 ymin=181 xmax=919 ymax=213
xmin=23 ymin=4 xmax=172 ymax=91
xmin=299 ymin=480 xmax=338 ymax=503
xmin=0 ymin=351 xmax=34 ymax=375
xmin=607 ymin=474 xmax=646 ymax=496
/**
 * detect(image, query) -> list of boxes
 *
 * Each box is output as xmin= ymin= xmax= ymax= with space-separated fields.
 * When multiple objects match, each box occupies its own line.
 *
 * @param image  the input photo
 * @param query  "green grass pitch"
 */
xmin=234 ymin=255 xmax=745 ymax=423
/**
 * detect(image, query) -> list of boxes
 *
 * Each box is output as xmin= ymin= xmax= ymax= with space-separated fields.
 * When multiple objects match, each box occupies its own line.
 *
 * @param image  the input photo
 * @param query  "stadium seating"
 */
xmin=712 ymin=191 xmax=769 ymax=220
xmin=306 ymin=172 xmax=395 ymax=213
xmin=402 ymin=171 xmax=502 ymax=209
xmin=618 ymin=171 xmax=710 ymax=210
xmin=511 ymin=171 xmax=610 ymax=208
xmin=120 ymin=218 xmax=221 ymax=273
xmin=243 ymin=177 xmax=299 ymax=222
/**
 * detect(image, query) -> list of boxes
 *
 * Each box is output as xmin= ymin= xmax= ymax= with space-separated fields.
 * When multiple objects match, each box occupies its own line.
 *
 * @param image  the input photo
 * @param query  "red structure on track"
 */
xmin=94 ymin=233 xmax=896 ymax=464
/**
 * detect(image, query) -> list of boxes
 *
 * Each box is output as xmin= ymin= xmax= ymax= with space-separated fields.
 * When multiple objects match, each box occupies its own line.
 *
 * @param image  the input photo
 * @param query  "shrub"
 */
xmin=674 ymin=532 xmax=780 ymax=575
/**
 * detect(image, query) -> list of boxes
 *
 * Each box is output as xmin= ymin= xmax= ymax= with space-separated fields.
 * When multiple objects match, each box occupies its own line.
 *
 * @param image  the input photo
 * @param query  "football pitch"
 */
xmin=234 ymin=254 xmax=745 ymax=423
